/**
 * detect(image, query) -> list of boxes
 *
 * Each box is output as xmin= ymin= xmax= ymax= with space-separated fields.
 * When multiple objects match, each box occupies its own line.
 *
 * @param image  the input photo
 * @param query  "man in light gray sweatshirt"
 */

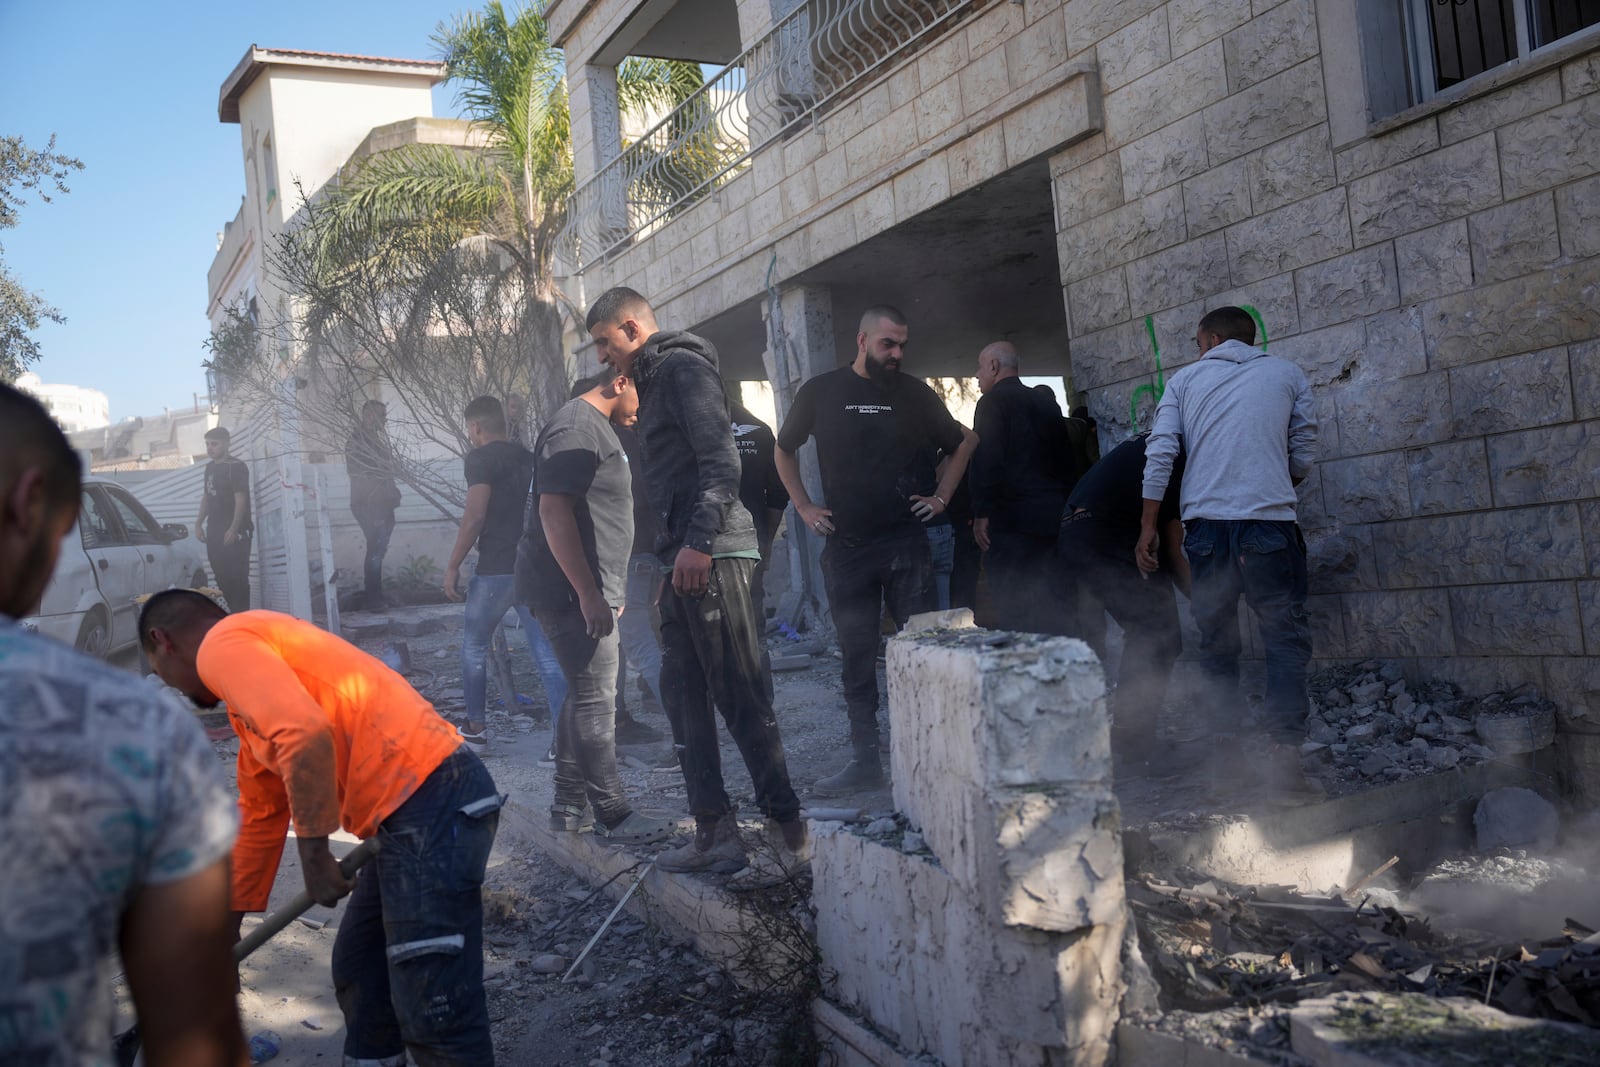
xmin=1136 ymin=305 xmax=1318 ymax=764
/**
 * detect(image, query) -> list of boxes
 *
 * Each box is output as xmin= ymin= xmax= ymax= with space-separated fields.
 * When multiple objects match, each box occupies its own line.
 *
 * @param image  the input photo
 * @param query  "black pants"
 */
xmin=821 ymin=531 xmax=933 ymax=747
xmin=206 ymin=533 xmax=251 ymax=612
xmin=950 ymin=521 xmax=981 ymax=612
xmin=985 ymin=528 xmax=1073 ymax=635
xmin=1057 ymin=512 xmax=1183 ymax=745
xmin=658 ymin=557 xmax=800 ymax=824
xmin=539 ymin=605 xmax=630 ymax=827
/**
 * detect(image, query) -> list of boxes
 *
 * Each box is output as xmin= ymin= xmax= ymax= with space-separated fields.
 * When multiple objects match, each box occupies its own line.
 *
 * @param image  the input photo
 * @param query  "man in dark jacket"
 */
xmin=970 ymin=342 xmax=1072 ymax=634
xmin=587 ymin=287 xmax=805 ymax=879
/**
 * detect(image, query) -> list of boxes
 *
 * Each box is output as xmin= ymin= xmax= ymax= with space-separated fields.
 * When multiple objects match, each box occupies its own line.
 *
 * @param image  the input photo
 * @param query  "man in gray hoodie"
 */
xmin=587 ymin=287 xmax=806 ymax=880
xmin=1137 ymin=306 xmax=1317 ymax=779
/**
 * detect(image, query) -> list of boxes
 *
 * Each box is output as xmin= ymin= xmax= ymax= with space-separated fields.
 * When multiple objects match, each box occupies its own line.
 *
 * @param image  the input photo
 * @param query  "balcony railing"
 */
xmin=558 ymin=0 xmax=991 ymax=272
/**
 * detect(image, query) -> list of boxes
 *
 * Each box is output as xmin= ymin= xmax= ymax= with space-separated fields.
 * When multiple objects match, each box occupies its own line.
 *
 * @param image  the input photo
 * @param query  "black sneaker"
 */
xmin=539 ymin=742 xmax=557 ymax=766
xmin=460 ymin=723 xmax=490 ymax=748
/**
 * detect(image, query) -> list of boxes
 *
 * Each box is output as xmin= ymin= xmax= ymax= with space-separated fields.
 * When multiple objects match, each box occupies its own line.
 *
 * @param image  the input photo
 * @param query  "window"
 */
xmin=1405 ymin=0 xmax=1600 ymax=98
xmin=1360 ymin=0 xmax=1600 ymax=119
xmin=102 ymin=485 xmax=163 ymax=545
xmin=79 ymin=488 xmax=122 ymax=550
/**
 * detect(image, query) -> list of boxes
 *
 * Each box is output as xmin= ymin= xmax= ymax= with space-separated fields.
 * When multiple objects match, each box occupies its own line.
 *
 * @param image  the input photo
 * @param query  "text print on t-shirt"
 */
xmin=844 ymin=403 xmax=894 ymax=415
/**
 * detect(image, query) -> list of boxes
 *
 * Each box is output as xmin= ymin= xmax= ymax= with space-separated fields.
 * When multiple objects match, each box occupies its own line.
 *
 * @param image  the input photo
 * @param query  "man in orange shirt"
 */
xmin=140 ymin=590 xmax=502 ymax=1067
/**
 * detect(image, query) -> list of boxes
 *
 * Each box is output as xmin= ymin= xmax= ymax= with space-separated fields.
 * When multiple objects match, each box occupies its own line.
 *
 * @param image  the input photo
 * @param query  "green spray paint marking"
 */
xmin=1127 ymin=304 xmax=1268 ymax=431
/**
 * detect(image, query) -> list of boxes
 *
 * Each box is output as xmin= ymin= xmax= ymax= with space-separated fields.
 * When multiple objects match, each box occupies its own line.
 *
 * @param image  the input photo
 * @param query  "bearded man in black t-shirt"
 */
xmin=775 ymin=305 xmax=978 ymax=796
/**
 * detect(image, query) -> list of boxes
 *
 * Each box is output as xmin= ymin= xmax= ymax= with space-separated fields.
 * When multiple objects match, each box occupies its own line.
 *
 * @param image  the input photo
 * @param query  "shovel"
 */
xmin=113 ymin=838 xmax=380 ymax=1067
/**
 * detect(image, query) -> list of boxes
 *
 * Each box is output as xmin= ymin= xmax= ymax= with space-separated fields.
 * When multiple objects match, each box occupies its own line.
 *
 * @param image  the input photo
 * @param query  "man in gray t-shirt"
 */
xmin=0 ymin=383 xmax=243 ymax=1065
xmin=519 ymin=372 xmax=670 ymax=845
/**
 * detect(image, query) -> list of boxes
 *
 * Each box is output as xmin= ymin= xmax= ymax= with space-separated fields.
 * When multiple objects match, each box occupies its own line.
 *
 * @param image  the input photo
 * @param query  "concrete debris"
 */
xmin=1474 ymin=787 xmax=1560 ymax=851
xmin=1306 ymin=662 xmax=1555 ymax=794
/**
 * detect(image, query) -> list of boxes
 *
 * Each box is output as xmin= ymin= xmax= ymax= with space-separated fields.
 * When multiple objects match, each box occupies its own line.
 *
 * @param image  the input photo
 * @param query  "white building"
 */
xmin=15 ymin=371 xmax=110 ymax=433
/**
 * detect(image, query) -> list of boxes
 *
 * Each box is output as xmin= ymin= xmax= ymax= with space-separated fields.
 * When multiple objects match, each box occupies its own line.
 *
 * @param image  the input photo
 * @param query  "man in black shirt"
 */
xmin=195 ymin=426 xmax=251 ymax=611
xmin=775 ymin=305 xmax=977 ymax=795
xmin=1058 ymin=433 xmax=1189 ymax=769
xmin=345 ymin=399 xmax=402 ymax=610
xmin=445 ymin=396 xmax=568 ymax=748
xmin=519 ymin=373 xmax=670 ymax=844
xmin=970 ymin=343 xmax=1073 ymax=634
xmin=588 ymin=287 xmax=804 ymax=878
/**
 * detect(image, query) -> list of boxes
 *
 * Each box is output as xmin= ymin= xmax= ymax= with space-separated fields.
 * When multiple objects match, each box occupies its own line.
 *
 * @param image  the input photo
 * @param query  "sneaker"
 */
xmin=655 ymin=814 xmax=747 ymax=874
xmin=539 ymin=742 xmax=557 ymax=766
xmin=728 ymin=819 xmax=812 ymax=891
xmin=594 ymin=811 xmax=674 ymax=845
xmin=615 ymin=717 xmax=664 ymax=745
xmin=461 ymin=723 xmax=490 ymax=748
xmin=810 ymin=756 xmax=885 ymax=797
xmin=549 ymin=803 xmax=593 ymax=832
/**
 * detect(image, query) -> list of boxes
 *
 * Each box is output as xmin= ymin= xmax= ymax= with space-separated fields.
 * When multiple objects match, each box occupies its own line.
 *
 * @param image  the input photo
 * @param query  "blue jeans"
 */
xmin=1184 ymin=518 xmax=1312 ymax=741
xmin=355 ymin=511 xmax=395 ymax=605
xmin=616 ymin=553 xmax=664 ymax=708
xmin=331 ymin=746 xmax=501 ymax=1066
xmin=461 ymin=573 xmax=567 ymax=727
xmin=925 ymin=523 xmax=955 ymax=611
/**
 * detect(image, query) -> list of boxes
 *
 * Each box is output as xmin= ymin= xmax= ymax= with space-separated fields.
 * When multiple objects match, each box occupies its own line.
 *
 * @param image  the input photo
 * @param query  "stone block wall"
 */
xmin=1050 ymin=0 xmax=1600 ymax=735
xmin=812 ymin=625 xmax=1126 ymax=1065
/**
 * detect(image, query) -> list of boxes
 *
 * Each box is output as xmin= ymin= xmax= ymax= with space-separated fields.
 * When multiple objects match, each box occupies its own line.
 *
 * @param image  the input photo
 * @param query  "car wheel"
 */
xmin=76 ymin=611 xmax=111 ymax=658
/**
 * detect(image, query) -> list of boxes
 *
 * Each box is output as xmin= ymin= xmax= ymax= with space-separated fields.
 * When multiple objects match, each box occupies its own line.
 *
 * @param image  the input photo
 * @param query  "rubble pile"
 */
xmin=1304 ymin=661 xmax=1557 ymax=792
xmin=1131 ymin=870 xmax=1600 ymax=1030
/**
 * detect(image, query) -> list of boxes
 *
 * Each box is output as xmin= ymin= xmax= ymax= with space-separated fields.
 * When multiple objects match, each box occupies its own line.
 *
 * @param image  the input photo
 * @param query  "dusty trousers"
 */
xmin=539 ymin=604 xmax=631 ymax=828
xmin=658 ymin=557 xmax=801 ymax=823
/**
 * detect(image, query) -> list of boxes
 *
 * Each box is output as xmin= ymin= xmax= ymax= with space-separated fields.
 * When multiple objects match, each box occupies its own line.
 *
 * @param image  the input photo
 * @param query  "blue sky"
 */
xmin=1 ymin=1 xmax=469 ymax=420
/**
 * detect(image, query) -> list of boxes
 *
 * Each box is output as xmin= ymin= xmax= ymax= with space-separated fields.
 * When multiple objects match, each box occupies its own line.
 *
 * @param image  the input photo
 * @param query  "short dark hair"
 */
xmin=0 ymin=383 xmax=82 ymax=512
xmin=138 ymin=588 xmax=227 ymax=652
xmin=361 ymin=399 xmax=386 ymax=415
xmin=1199 ymin=306 xmax=1257 ymax=345
xmin=569 ymin=373 xmax=606 ymax=399
xmin=204 ymin=426 xmax=231 ymax=443
xmin=464 ymin=395 xmax=506 ymax=435
xmin=585 ymin=287 xmax=654 ymax=333
xmin=858 ymin=304 xmax=908 ymax=333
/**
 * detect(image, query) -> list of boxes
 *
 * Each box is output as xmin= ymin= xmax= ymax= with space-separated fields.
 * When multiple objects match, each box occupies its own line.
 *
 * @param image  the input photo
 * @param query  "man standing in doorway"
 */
xmin=1138 ymin=305 xmax=1317 ymax=786
xmin=346 ymin=399 xmax=402 ymax=611
xmin=775 ymin=305 xmax=978 ymax=795
xmin=445 ymin=396 xmax=568 ymax=749
xmin=969 ymin=342 xmax=1073 ymax=634
xmin=196 ymin=425 xmax=251 ymax=611
xmin=587 ymin=287 xmax=806 ymax=878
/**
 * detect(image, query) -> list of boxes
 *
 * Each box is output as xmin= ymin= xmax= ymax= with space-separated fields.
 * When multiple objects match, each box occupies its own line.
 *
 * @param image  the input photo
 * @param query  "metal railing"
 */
xmin=559 ymin=0 xmax=990 ymax=272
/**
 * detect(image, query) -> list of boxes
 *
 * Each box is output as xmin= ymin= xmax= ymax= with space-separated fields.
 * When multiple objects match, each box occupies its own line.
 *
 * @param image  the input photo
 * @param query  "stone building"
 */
xmin=547 ymin=0 xmax=1600 ymax=732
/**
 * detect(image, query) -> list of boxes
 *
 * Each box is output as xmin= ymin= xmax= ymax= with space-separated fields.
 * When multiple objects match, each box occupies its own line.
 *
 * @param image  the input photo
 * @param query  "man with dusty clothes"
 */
xmin=775 ymin=305 xmax=978 ymax=795
xmin=1138 ymin=305 xmax=1318 ymax=790
xmin=1060 ymin=432 xmax=1189 ymax=773
xmin=517 ymin=371 xmax=672 ymax=845
xmin=346 ymin=398 xmax=403 ymax=610
xmin=141 ymin=590 xmax=503 ymax=1066
xmin=587 ymin=286 xmax=807 ymax=882
xmin=0 ymin=384 xmax=245 ymax=1067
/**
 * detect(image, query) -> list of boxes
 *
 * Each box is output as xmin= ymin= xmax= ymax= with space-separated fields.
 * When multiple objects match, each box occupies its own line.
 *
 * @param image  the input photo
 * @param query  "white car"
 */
xmin=25 ymin=480 xmax=211 ymax=656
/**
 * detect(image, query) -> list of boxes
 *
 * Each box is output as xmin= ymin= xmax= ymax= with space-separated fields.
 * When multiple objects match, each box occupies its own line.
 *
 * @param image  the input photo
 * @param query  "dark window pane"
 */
xmin=1428 ymin=0 xmax=1518 ymax=88
xmin=1531 ymin=0 xmax=1600 ymax=47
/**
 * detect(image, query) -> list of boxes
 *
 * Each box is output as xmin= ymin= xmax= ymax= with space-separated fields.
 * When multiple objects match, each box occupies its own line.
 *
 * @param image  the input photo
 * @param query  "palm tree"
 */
xmin=306 ymin=0 xmax=702 ymax=417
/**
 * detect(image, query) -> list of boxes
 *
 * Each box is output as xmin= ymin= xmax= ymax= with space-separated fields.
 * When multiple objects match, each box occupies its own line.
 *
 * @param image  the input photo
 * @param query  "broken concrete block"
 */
xmin=390 ymin=614 xmax=444 ymax=637
xmin=1290 ymin=992 xmax=1600 ymax=1066
xmin=1346 ymin=722 xmax=1378 ymax=743
xmin=343 ymin=616 xmax=390 ymax=639
xmin=884 ymin=628 xmax=1119 ymax=931
xmin=902 ymin=607 xmax=976 ymax=633
xmin=814 ymin=829 xmax=1121 ymax=1066
xmin=769 ymin=652 xmax=812 ymax=672
xmin=1474 ymin=787 xmax=1559 ymax=850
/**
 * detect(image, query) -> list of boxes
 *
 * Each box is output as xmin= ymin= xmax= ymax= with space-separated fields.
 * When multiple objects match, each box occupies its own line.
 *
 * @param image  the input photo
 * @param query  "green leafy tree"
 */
xmin=0 ymin=135 xmax=84 ymax=381
xmin=305 ymin=1 xmax=701 ymax=421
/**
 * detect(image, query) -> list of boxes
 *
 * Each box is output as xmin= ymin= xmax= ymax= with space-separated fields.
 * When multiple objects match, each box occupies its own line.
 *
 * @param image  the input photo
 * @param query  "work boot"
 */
xmin=811 ymin=742 xmax=885 ymax=797
xmin=655 ymin=813 xmax=747 ymax=874
xmin=728 ymin=818 xmax=812 ymax=891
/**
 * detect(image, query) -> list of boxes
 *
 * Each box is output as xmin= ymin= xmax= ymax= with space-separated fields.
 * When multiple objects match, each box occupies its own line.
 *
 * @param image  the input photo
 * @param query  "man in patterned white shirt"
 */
xmin=0 ymin=382 xmax=244 ymax=1066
